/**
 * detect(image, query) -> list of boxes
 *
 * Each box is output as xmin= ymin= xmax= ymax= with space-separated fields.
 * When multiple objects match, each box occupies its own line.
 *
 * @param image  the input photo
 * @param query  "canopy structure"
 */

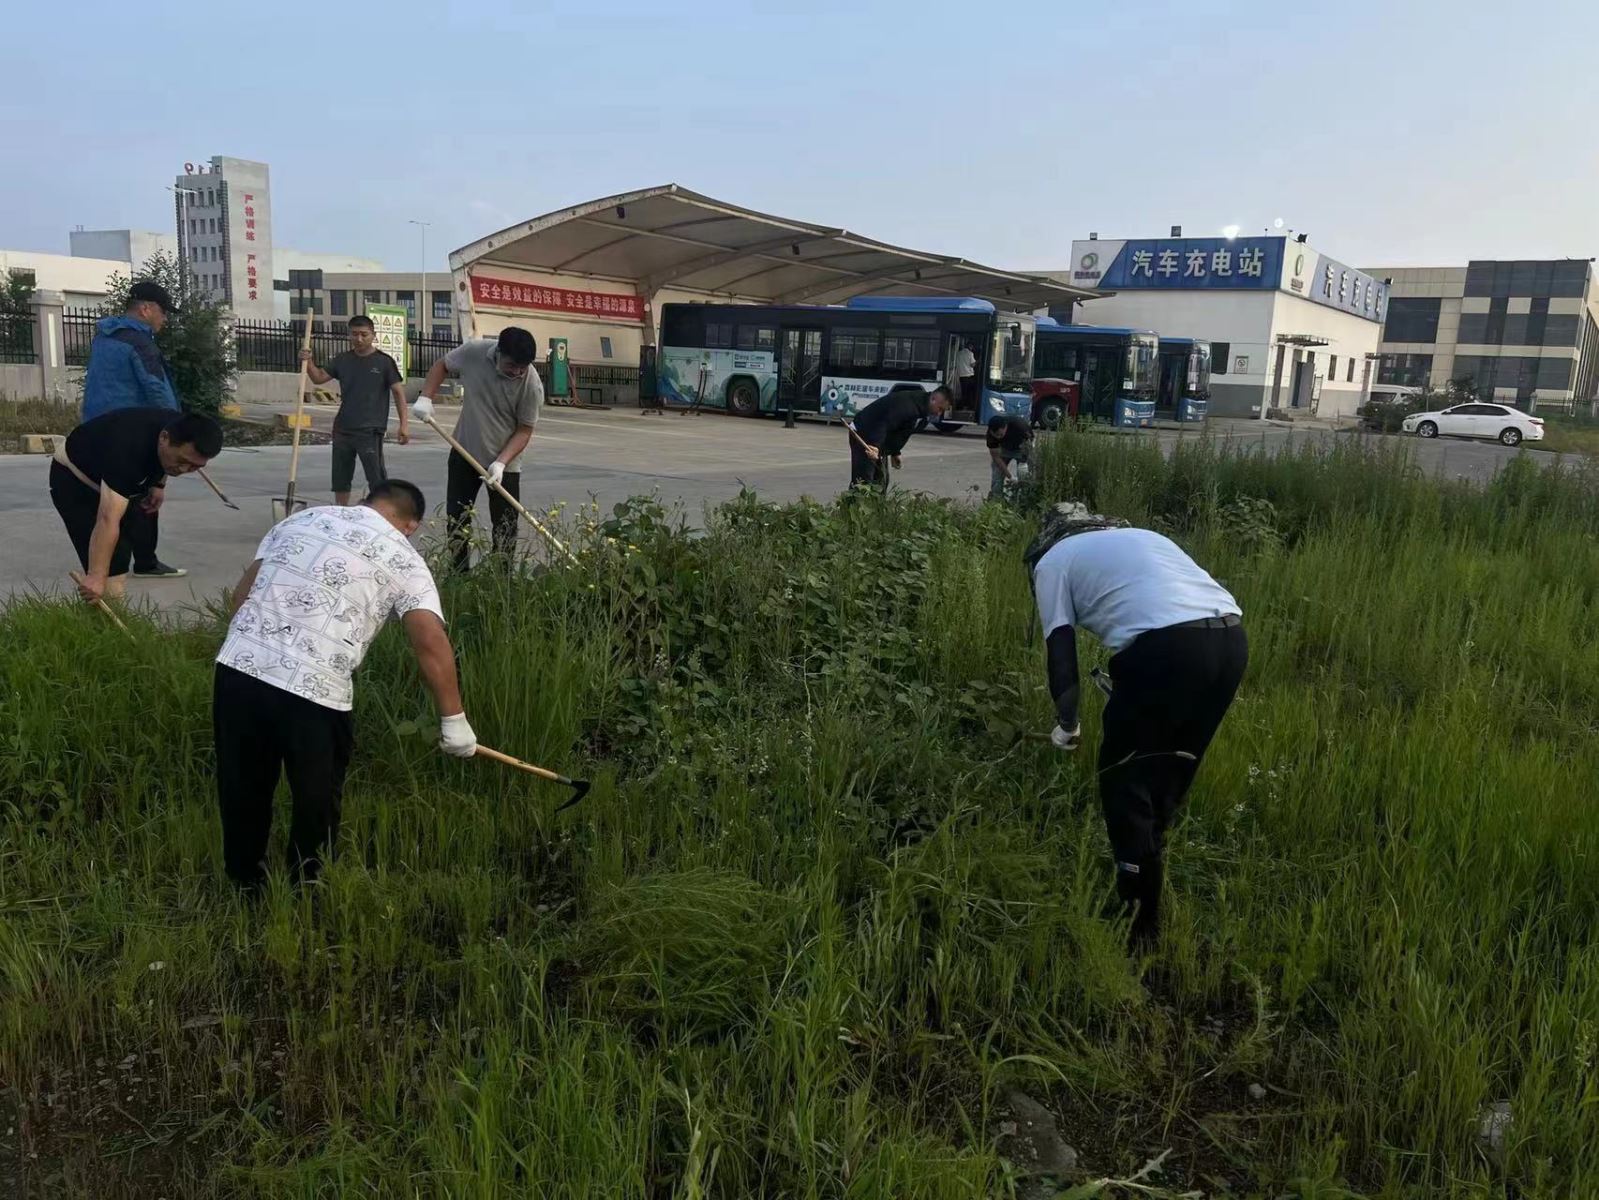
xmin=449 ymin=184 xmax=1095 ymax=312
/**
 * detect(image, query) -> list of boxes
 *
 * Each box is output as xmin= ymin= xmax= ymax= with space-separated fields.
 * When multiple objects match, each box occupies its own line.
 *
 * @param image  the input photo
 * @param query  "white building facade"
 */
xmin=1052 ymin=235 xmax=1389 ymax=419
xmin=69 ymin=229 xmax=177 ymax=274
xmin=0 ymin=249 xmax=127 ymax=307
xmin=173 ymin=156 xmax=275 ymax=319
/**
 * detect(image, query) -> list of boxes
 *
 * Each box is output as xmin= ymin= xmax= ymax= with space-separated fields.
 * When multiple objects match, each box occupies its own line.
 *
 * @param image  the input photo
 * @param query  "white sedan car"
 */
xmin=1401 ymin=403 xmax=1545 ymax=447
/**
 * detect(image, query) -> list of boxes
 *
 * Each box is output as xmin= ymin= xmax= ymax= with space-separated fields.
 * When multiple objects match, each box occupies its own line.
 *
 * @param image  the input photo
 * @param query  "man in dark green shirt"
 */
xmin=302 ymin=314 xmax=409 ymax=505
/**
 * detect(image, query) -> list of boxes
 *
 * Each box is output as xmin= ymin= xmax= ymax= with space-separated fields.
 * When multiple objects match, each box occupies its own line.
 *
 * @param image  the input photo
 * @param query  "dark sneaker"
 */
xmin=132 ymin=561 xmax=188 ymax=579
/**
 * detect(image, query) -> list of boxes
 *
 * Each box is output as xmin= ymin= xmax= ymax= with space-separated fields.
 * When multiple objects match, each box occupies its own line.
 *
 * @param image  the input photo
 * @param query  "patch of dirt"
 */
xmin=220 ymin=417 xmax=331 ymax=448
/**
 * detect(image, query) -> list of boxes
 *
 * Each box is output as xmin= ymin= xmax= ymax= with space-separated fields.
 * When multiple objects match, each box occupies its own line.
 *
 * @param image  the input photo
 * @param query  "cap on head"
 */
xmin=128 ymin=280 xmax=177 ymax=316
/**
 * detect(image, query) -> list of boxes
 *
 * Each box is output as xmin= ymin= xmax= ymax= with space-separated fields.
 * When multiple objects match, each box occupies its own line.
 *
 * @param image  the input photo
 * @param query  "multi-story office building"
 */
xmin=172 ymin=156 xmax=275 ymax=318
xmin=285 ymin=271 xmax=461 ymax=340
xmin=1365 ymin=259 xmax=1599 ymax=410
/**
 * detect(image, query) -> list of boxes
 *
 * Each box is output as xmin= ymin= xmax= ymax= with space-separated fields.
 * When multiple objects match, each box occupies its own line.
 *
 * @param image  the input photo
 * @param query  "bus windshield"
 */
xmin=988 ymin=320 xmax=1035 ymax=392
xmin=1125 ymin=334 xmax=1158 ymax=395
xmin=1187 ymin=343 xmax=1212 ymax=398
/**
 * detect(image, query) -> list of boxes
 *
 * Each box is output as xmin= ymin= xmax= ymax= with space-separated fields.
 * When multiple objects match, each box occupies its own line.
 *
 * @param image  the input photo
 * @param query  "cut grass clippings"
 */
xmin=2 ymin=432 xmax=1596 ymax=1197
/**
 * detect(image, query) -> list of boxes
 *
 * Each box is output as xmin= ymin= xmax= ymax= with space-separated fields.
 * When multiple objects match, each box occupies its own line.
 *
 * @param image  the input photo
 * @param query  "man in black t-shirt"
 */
xmin=848 ymin=385 xmax=952 ymax=491
xmin=986 ymin=413 xmax=1032 ymax=498
xmin=49 ymin=408 xmax=224 ymax=603
xmin=302 ymin=314 xmax=408 ymax=505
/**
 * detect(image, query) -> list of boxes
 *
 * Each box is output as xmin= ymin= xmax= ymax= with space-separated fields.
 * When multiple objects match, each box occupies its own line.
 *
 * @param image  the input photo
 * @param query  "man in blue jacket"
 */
xmin=82 ymin=281 xmax=187 ymax=578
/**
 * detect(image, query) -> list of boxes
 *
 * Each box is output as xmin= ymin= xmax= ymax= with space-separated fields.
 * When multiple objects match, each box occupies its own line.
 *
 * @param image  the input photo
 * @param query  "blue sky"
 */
xmin=2 ymin=0 xmax=1595 ymax=273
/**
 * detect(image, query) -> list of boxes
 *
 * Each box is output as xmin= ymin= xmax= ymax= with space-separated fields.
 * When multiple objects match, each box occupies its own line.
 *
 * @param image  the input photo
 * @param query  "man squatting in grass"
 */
xmin=213 ymin=480 xmax=478 ymax=888
xmin=49 ymin=407 xmax=223 ymax=604
xmin=986 ymin=411 xmax=1032 ymax=499
xmin=847 ymin=383 xmax=953 ymax=490
xmin=411 ymin=326 xmax=543 ymax=570
xmin=301 ymin=313 xmax=410 ymax=505
xmin=1027 ymin=504 xmax=1248 ymax=947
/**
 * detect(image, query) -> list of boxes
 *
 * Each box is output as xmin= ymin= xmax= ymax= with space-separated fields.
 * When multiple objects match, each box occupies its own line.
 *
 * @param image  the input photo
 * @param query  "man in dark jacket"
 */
xmin=81 ymin=281 xmax=186 ymax=578
xmin=847 ymin=384 xmax=952 ymax=490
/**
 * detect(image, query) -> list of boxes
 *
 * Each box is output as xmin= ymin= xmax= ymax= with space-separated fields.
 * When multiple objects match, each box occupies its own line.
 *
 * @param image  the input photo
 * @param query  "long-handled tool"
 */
xmin=272 ymin=312 xmax=317 ymax=522
xmin=416 ymin=413 xmax=580 ymax=567
xmin=197 ymin=467 xmax=240 ymax=511
xmin=474 ymin=744 xmax=591 ymax=811
xmin=845 ymin=420 xmax=895 ymax=488
xmin=68 ymin=570 xmax=132 ymax=637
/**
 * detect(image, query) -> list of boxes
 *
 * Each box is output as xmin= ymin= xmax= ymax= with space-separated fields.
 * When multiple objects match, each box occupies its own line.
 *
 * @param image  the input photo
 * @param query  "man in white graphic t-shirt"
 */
xmin=213 ymin=479 xmax=477 ymax=888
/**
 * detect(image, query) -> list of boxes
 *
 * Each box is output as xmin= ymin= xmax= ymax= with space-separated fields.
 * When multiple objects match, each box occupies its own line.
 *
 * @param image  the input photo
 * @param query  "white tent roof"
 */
xmin=449 ymin=184 xmax=1093 ymax=311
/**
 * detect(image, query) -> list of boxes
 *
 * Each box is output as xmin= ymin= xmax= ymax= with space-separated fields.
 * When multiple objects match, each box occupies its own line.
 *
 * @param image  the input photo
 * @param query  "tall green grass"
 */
xmin=1 ymin=434 xmax=1595 ymax=1197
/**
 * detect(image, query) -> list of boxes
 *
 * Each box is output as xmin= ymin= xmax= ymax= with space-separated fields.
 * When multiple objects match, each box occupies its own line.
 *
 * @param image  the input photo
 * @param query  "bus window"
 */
xmin=706 ymin=323 xmax=734 ymax=349
xmin=736 ymin=326 xmax=775 ymax=352
xmin=988 ymin=323 xmax=1034 ymax=390
xmin=828 ymin=328 xmax=881 ymax=370
xmin=662 ymin=307 xmax=703 ymax=346
xmin=882 ymin=334 xmax=939 ymax=371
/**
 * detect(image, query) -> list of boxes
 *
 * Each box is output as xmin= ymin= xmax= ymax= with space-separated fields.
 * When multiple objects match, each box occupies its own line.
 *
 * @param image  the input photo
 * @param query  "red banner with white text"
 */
xmin=470 ymin=274 xmax=643 ymax=322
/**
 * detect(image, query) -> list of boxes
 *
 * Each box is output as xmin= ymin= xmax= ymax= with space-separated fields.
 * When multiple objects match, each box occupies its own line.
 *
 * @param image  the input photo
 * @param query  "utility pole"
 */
xmin=408 ymin=219 xmax=431 ymax=342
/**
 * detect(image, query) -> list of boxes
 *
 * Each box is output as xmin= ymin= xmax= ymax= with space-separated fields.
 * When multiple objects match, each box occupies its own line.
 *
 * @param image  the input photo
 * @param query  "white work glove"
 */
xmin=485 ymin=461 xmax=505 ymax=487
xmin=438 ymin=713 xmax=478 ymax=758
xmin=1050 ymin=723 xmax=1082 ymax=752
xmin=411 ymin=395 xmax=436 ymax=423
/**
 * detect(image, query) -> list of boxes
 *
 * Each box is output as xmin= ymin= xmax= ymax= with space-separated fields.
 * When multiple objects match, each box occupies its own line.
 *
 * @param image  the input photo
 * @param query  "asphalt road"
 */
xmin=0 ymin=406 xmax=1557 ymax=612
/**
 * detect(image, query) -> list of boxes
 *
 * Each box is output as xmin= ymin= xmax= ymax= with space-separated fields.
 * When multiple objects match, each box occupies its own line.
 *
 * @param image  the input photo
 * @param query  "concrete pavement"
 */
xmin=0 ymin=406 xmax=1557 ymax=612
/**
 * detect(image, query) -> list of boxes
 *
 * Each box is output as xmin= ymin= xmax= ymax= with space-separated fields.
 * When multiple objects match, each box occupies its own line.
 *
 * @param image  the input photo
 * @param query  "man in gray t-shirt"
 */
xmin=412 ymin=325 xmax=543 ymax=569
xmin=303 ymin=314 xmax=409 ymax=505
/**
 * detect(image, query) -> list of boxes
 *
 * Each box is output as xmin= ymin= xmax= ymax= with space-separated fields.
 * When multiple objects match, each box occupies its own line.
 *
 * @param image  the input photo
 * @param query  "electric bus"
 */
xmin=1156 ymin=336 xmax=1212 ymax=422
xmin=655 ymin=297 xmax=1036 ymax=428
xmin=1031 ymin=320 xmax=1159 ymax=428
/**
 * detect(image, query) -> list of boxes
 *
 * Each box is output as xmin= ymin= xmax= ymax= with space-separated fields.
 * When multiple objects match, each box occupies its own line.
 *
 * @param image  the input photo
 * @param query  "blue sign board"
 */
xmin=1094 ymin=237 xmax=1284 ymax=291
xmin=1295 ymin=249 xmax=1387 ymax=322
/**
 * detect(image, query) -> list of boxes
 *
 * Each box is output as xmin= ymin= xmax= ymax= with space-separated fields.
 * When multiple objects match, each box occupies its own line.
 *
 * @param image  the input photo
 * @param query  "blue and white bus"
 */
xmin=1157 ymin=337 xmax=1212 ymax=423
xmin=656 ymin=296 xmax=1036 ymax=428
xmin=1032 ymin=320 xmax=1159 ymax=428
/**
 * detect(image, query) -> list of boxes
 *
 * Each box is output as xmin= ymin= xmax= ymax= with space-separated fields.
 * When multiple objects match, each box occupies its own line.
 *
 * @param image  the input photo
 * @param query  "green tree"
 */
xmin=0 ymin=268 xmax=34 ymax=316
xmin=95 ymin=251 xmax=237 ymax=415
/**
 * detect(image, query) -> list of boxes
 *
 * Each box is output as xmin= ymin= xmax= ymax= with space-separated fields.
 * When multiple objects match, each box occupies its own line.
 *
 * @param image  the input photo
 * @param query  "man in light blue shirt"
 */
xmin=1028 ymin=504 xmax=1248 ymax=949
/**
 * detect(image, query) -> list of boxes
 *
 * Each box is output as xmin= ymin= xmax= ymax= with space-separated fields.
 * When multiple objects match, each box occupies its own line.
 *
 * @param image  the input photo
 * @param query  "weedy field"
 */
xmin=2 ymin=431 xmax=1596 ymax=1198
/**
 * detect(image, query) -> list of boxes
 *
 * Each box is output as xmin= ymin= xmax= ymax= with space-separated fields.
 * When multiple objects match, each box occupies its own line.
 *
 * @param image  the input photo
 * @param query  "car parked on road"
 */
xmin=1401 ymin=402 xmax=1544 ymax=446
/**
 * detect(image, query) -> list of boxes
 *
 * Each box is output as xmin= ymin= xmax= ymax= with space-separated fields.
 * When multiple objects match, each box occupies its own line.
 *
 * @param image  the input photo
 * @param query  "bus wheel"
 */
xmin=727 ymin=378 xmax=760 ymax=417
xmin=1037 ymin=399 xmax=1066 ymax=431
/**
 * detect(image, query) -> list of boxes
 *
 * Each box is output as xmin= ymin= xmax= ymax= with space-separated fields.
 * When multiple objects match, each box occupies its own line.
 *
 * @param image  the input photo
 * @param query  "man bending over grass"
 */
xmin=50 ymin=408 xmax=222 ymax=604
xmin=213 ymin=479 xmax=478 ymax=888
xmin=1027 ymin=503 xmax=1248 ymax=949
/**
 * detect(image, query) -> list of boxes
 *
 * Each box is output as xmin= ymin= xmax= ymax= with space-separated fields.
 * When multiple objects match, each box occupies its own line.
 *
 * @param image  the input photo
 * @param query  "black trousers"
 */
xmin=445 ymin=449 xmax=521 ymax=570
xmin=213 ymin=663 xmax=354 ymax=887
xmin=847 ymin=433 xmax=887 ymax=491
xmin=1099 ymin=620 xmax=1248 ymax=943
xmin=331 ymin=428 xmax=387 ymax=495
xmin=50 ymin=463 xmax=160 ymax=574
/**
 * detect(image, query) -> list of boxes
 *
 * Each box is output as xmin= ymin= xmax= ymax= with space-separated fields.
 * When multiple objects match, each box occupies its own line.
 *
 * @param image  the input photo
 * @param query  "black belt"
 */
xmin=1168 ymin=613 xmax=1242 ymax=631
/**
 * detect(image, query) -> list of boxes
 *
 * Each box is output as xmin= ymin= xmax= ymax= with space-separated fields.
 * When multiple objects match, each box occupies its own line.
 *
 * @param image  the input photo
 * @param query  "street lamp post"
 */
xmin=408 ymin=219 xmax=431 ymax=344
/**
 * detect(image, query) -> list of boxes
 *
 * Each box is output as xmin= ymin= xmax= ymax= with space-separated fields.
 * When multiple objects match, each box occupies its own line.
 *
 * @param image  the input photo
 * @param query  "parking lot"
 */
xmin=0 ymin=405 xmax=1560 ymax=611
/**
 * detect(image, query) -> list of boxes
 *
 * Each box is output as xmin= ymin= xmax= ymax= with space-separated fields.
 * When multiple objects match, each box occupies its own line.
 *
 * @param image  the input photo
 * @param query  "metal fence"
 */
xmin=0 ymin=313 xmax=36 ymax=364
xmin=232 ymin=319 xmax=461 ymax=377
xmin=63 ymin=307 xmax=98 ymax=366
